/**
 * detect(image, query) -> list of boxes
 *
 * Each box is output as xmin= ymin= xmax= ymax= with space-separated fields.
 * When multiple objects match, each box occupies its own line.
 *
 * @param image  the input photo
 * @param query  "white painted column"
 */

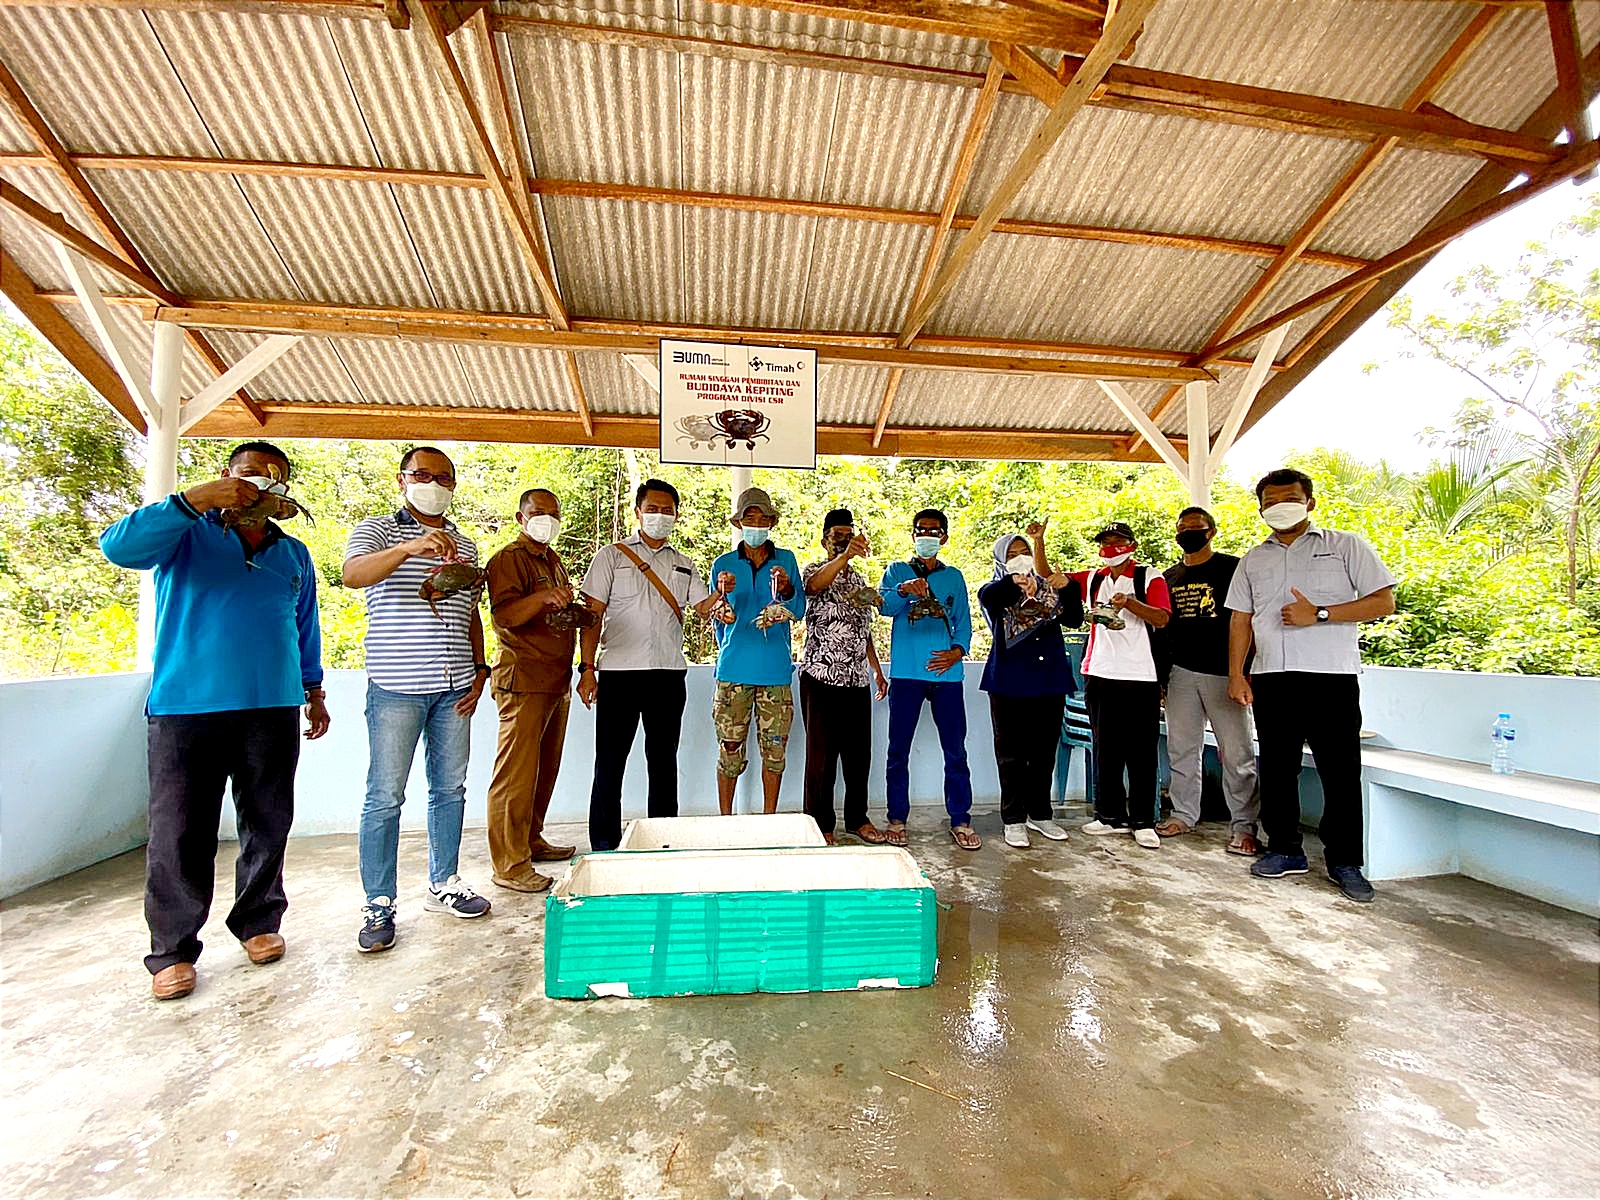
xmin=729 ymin=464 xmax=752 ymax=547
xmin=136 ymin=320 xmax=186 ymax=668
xmin=1184 ymin=379 xmax=1210 ymax=508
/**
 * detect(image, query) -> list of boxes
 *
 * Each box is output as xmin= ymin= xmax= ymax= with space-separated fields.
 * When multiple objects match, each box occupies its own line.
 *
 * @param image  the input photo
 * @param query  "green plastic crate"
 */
xmin=545 ymin=847 xmax=938 ymax=999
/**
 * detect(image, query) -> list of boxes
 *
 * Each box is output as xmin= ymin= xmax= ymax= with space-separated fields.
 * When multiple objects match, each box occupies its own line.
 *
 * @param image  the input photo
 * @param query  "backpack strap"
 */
xmin=612 ymin=541 xmax=684 ymax=623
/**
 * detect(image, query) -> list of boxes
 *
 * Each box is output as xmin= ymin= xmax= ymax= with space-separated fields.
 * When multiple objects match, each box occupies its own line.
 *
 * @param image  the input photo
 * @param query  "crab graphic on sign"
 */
xmin=658 ymin=338 xmax=817 ymax=469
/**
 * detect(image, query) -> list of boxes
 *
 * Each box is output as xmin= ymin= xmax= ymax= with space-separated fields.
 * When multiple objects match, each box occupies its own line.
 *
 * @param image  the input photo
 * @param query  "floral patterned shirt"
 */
xmin=800 ymin=559 xmax=874 ymax=688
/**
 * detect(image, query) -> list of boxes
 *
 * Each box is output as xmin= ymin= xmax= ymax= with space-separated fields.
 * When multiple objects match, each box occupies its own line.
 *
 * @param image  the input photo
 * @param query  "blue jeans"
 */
xmin=885 ymin=679 xmax=972 ymax=827
xmin=359 ymin=682 xmax=472 ymax=903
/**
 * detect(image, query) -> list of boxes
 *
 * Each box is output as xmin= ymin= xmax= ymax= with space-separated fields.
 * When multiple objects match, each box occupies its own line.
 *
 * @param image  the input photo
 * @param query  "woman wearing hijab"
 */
xmin=978 ymin=521 xmax=1085 ymax=849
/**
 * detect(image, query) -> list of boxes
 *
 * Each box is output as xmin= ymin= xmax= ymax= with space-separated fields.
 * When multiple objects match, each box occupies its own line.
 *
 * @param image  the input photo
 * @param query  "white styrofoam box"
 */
xmin=614 ymin=812 xmax=827 ymax=851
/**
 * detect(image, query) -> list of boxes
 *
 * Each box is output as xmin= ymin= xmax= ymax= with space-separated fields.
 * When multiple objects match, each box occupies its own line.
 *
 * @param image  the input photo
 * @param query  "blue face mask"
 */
xmin=914 ymin=535 xmax=942 ymax=558
xmin=741 ymin=527 xmax=771 ymax=548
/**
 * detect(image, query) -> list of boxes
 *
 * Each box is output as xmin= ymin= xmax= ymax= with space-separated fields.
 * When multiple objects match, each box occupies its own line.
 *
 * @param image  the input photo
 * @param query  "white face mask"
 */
xmin=239 ymin=474 xmax=287 ymax=496
xmin=1262 ymin=501 xmax=1309 ymax=531
xmin=1005 ymin=554 xmax=1035 ymax=577
xmin=640 ymin=512 xmax=676 ymax=540
xmin=405 ymin=481 xmax=454 ymax=517
xmin=1098 ymin=550 xmax=1134 ymax=568
xmin=741 ymin=527 xmax=771 ymax=549
xmin=914 ymin=536 xmax=942 ymax=559
xmin=523 ymin=514 xmax=559 ymax=544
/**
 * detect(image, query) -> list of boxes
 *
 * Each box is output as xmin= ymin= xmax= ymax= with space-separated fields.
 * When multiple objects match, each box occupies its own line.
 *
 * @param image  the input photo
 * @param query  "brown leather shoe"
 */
xmin=1227 ymin=832 xmax=1263 ymax=856
xmin=151 ymin=963 xmax=196 ymax=1000
xmin=241 ymin=933 xmax=285 ymax=964
xmin=530 ymin=841 xmax=576 ymax=862
xmin=492 ymin=870 xmax=553 ymax=894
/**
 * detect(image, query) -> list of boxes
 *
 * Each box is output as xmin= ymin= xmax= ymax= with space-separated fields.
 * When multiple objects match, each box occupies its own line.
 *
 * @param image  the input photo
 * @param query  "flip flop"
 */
xmin=951 ymin=825 xmax=982 ymax=851
xmin=850 ymin=823 xmax=889 ymax=845
xmin=884 ymin=821 xmax=909 ymax=847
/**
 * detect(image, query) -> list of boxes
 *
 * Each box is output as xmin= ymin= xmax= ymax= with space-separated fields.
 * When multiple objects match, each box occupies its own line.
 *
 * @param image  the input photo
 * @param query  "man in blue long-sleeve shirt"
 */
xmin=879 ymin=508 xmax=980 ymax=850
xmin=101 ymin=442 xmax=329 ymax=1001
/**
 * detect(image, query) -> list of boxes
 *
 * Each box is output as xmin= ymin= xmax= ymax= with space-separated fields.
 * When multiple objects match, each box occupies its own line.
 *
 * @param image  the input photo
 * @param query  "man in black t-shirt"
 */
xmin=1156 ymin=506 xmax=1261 ymax=854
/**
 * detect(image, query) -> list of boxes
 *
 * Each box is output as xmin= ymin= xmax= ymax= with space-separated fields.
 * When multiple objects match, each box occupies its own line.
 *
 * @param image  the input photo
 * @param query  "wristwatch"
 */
xmin=579 ymin=662 xmax=596 ymax=674
xmin=1315 ymin=607 xmax=1331 ymax=623
xmin=474 ymin=662 xmax=491 ymax=675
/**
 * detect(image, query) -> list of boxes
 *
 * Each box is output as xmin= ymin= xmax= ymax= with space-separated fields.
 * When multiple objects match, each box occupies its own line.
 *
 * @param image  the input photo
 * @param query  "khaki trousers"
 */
xmin=487 ymin=688 xmax=570 ymax=877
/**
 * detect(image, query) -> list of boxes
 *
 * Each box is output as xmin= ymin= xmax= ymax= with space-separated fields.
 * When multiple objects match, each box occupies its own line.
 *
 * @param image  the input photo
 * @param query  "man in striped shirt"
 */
xmin=343 ymin=447 xmax=491 ymax=954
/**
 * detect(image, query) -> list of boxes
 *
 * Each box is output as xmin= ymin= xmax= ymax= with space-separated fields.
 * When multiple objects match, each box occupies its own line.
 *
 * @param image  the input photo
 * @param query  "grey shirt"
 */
xmin=580 ymin=533 xmax=711 ymax=671
xmin=1225 ymin=525 xmax=1397 ymax=675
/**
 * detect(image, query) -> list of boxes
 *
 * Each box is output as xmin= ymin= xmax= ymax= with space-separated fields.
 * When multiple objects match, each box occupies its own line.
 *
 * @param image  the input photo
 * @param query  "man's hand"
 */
xmin=303 ymin=696 xmax=331 ymax=740
xmin=771 ymin=565 xmax=791 ymax=595
xmin=403 ymin=529 xmax=458 ymax=560
xmin=1110 ymin=592 xmax=1131 ymax=610
xmin=1281 ymin=587 xmax=1319 ymax=627
xmin=455 ymin=676 xmax=486 ymax=717
xmin=533 ymin=584 xmax=575 ymax=612
xmin=1014 ymin=573 xmax=1038 ymax=598
xmin=927 ymin=648 xmax=964 ymax=675
xmin=847 ymin=534 xmax=870 ymax=560
xmin=712 ymin=598 xmax=736 ymax=624
xmin=873 ymin=669 xmax=889 ymax=701
xmin=1025 ymin=518 xmax=1049 ymax=539
xmin=898 ymin=577 xmax=931 ymax=598
xmin=1228 ymin=673 xmax=1253 ymax=707
xmin=1045 ymin=571 xmax=1070 ymax=590
xmin=716 ymin=570 xmax=737 ymax=595
xmin=183 ymin=477 xmax=261 ymax=514
xmin=576 ymin=670 xmax=598 ymax=708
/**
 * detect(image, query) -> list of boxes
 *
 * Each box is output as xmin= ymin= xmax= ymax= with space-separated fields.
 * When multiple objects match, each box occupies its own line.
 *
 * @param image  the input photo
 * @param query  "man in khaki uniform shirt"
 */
xmin=485 ymin=488 xmax=580 ymax=893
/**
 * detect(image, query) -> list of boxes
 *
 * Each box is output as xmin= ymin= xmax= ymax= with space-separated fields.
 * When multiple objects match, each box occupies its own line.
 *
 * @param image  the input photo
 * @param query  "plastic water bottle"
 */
xmin=1490 ymin=713 xmax=1516 ymax=776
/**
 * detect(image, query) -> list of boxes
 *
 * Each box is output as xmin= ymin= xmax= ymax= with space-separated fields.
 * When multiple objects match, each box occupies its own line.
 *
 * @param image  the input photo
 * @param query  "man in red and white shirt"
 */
xmin=1073 ymin=522 xmax=1172 ymax=849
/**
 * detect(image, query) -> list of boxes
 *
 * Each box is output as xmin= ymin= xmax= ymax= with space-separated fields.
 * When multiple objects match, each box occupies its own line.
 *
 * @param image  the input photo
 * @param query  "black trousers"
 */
xmin=799 ymin=674 xmax=872 ymax=835
xmin=588 ymin=669 xmax=687 ymax=851
xmin=145 ymin=707 xmax=300 ymax=975
xmin=1083 ymin=677 xmax=1161 ymax=830
xmin=1251 ymin=672 xmax=1365 ymax=867
xmin=990 ymin=692 xmax=1066 ymax=826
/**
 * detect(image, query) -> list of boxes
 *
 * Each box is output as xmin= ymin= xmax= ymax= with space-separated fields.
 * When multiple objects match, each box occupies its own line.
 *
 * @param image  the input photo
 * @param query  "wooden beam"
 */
xmin=381 ymin=0 xmax=407 ymax=28
xmin=179 ymin=334 xmax=300 ymax=432
xmin=1095 ymin=380 xmax=1188 ymax=480
xmin=1208 ymin=140 xmax=1600 ymax=363
xmin=561 ymin=351 xmax=594 ymax=438
xmin=1546 ymin=0 xmax=1596 ymax=180
xmin=437 ymin=0 xmax=490 ymax=38
xmin=901 ymin=0 xmax=1160 ymax=344
xmin=411 ymin=0 xmax=570 ymax=328
xmin=0 ymin=247 xmax=145 ymax=434
xmin=870 ymin=367 xmax=906 ymax=449
xmin=0 ymin=180 xmax=178 ymax=303
xmin=184 ymin=401 xmax=1183 ymax=464
xmin=1130 ymin=7 xmax=1501 ymax=454
xmin=470 ymin=10 xmax=536 ymax=229
xmin=0 ymin=153 xmax=1370 ymax=271
xmin=1206 ymin=325 xmax=1286 ymax=483
xmin=155 ymin=302 xmax=1218 ymax=381
xmin=55 ymin=243 xmax=159 ymax=423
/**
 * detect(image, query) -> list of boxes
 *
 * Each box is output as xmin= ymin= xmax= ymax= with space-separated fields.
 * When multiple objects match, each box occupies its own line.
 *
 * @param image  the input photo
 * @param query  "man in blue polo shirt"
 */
xmin=343 ymin=446 xmax=491 ymax=954
xmin=879 ymin=508 xmax=979 ymax=850
xmin=709 ymin=487 xmax=806 ymax=816
xmin=101 ymin=441 xmax=329 ymax=1001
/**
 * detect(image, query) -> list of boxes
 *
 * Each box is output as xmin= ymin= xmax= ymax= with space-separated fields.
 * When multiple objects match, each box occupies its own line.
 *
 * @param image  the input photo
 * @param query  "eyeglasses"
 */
xmin=401 ymin=469 xmax=456 ymax=487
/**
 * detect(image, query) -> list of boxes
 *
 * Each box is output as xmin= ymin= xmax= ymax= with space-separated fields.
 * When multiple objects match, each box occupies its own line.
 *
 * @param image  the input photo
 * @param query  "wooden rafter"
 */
xmin=900 ymin=0 xmax=1161 ymax=345
xmin=0 ymin=56 xmax=266 ymax=424
xmin=0 ymin=247 xmax=145 ymax=434
xmin=436 ymin=0 xmax=490 ymax=38
xmin=183 ymin=401 xmax=1188 ymax=465
xmin=1546 ymin=0 xmax=1596 ymax=180
xmin=0 ymin=181 xmax=177 ymax=302
xmin=871 ymin=56 xmax=1005 ymax=446
xmin=153 ymin=302 xmax=1217 ymax=382
xmin=0 ymin=151 xmax=1374 ymax=272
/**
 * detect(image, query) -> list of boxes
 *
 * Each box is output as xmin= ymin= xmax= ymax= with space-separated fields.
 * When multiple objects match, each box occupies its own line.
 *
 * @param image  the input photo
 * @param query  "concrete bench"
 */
xmin=1362 ymin=746 xmax=1599 ymax=917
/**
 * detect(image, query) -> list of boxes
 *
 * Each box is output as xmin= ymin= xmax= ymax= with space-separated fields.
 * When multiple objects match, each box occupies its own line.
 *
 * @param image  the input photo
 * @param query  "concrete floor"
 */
xmin=2 ymin=807 xmax=1597 ymax=1200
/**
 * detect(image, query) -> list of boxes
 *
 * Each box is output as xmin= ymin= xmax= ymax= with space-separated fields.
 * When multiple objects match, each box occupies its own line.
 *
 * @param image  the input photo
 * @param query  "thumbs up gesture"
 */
xmin=1281 ymin=587 xmax=1319 ymax=627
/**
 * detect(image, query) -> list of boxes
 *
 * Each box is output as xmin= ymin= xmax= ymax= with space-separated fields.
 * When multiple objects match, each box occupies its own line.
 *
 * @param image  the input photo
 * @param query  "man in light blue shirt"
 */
xmin=1227 ymin=468 xmax=1397 ymax=903
xmin=879 ymin=508 xmax=979 ymax=850
xmin=709 ymin=487 xmax=806 ymax=816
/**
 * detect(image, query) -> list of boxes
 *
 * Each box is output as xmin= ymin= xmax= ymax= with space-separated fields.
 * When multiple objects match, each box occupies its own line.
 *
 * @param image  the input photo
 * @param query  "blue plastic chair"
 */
xmin=1054 ymin=633 xmax=1094 ymax=809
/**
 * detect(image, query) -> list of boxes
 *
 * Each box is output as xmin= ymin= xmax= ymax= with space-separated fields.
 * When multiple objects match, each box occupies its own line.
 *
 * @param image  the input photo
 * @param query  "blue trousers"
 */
xmin=885 ymin=679 xmax=973 ymax=827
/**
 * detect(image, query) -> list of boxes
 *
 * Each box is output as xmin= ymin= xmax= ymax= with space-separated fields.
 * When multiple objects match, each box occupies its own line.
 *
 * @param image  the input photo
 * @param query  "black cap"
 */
xmin=822 ymin=508 xmax=854 ymax=532
xmin=1094 ymin=521 xmax=1136 ymax=542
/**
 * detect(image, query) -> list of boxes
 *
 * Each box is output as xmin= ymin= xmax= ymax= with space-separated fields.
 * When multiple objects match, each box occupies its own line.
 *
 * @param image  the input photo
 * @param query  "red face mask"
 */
xmin=1098 ymin=543 xmax=1134 ymax=562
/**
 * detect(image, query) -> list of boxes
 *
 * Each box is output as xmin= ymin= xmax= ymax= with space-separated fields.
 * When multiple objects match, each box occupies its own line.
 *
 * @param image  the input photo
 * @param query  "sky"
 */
xmin=1226 ymin=117 xmax=1600 ymax=483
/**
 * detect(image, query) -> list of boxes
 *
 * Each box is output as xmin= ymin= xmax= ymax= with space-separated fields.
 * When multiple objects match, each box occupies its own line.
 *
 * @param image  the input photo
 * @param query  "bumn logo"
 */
xmin=672 ymin=349 xmax=727 ymax=366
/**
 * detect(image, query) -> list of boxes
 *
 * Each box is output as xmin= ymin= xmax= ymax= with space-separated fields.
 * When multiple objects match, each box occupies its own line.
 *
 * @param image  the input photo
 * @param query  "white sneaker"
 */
xmin=1003 ymin=823 xmax=1030 ymax=848
xmin=1132 ymin=828 xmax=1161 ymax=849
xmin=1027 ymin=818 xmax=1069 ymax=841
xmin=1081 ymin=820 xmax=1127 ymax=836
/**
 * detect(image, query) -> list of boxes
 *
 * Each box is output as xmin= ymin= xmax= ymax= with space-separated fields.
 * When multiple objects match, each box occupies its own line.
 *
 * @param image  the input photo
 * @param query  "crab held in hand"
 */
xmin=754 ymin=602 xmax=796 ymax=631
xmin=545 ymin=602 xmax=598 ymax=633
xmin=419 ymin=558 xmax=486 ymax=619
xmin=907 ymin=594 xmax=948 ymax=623
xmin=846 ymin=585 xmax=884 ymax=612
xmin=221 ymin=474 xmax=313 ymax=531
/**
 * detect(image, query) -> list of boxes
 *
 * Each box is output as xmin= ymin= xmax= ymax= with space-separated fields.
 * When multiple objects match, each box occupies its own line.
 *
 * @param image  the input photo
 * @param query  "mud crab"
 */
xmin=545 ymin=602 xmax=598 ymax=633
xmin=907 ymin=594 xmax=948 ymax=624
xmin=221 ymin=470 xmax=313 ymax=532
xmin=754 ymin=602 xmax=796 ymax=631
xmin=846 ymin=585 xmax=884 ymax=612
xmin=419 ymin=557 xmax=486 ymax=619
xmin=1086 ymin=601 xmax=1126 ymax=630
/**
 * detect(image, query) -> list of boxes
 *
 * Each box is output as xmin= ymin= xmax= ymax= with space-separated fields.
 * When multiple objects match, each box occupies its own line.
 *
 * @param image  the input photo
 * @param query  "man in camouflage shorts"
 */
xmin=712 ymin=681 xmax=794 ymax=785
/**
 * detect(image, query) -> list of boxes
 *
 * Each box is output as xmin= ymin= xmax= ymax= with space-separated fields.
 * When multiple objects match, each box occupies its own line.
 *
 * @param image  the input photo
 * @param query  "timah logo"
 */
xmin=672 ymin=350 xmax=727 ymax=365
xmin=749 ymin=356 xmax=799 ymax=373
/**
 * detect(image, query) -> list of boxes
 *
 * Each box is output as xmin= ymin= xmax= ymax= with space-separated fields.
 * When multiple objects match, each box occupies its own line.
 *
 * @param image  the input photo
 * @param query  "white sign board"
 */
xmin=658 ymin=338 xmax=817 ymax=470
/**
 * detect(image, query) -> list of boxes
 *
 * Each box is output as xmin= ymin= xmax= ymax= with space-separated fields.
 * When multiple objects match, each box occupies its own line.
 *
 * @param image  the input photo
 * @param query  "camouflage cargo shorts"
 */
xmin=712 ymin=681 xmax=794 ymax=778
